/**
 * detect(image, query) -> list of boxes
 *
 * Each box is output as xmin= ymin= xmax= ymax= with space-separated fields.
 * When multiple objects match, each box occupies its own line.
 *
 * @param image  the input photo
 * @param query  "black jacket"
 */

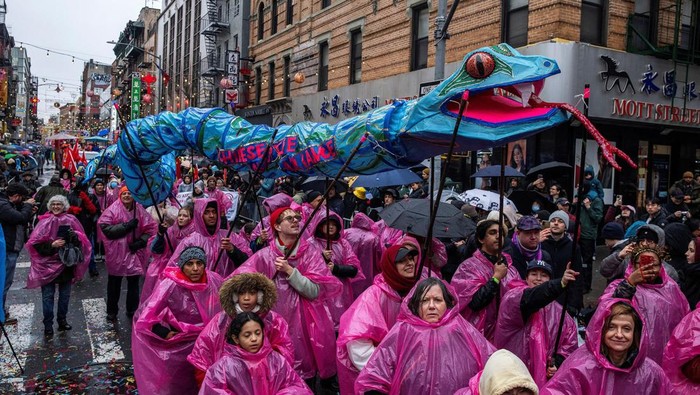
xmin=0 ymin=193 xmax=34 ymax=252
xmin=520 ymin=279 xmax=566 ymax=322
xmin=541 ymin=235 xmax=584 ymax=311
xmin=503 ymin=243 xmax=552 ymax=280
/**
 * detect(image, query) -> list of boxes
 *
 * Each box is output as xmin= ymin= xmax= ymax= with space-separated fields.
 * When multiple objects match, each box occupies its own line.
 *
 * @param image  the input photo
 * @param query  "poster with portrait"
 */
xmin=574 ymin=139 xmax=616 ymax=205
xmin=506 ymin=139 xmax=527 ymax=176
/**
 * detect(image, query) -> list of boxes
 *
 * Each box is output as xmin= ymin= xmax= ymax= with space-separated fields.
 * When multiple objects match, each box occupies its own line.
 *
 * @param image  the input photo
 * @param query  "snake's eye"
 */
xmin=465 ymin=52 xmax=495 ymax=79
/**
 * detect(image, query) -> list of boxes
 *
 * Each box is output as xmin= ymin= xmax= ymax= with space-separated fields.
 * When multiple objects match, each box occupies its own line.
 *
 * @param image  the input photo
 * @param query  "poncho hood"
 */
xmin=220 ymin=272 xmax=278 ymax=316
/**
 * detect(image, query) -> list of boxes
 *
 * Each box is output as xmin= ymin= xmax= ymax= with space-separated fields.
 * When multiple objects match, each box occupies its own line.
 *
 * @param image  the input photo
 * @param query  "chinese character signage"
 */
xmin=319 ymin=95 xmax=379 ymax=118
xmin=131 ymin=73 xmax=141 ymax=120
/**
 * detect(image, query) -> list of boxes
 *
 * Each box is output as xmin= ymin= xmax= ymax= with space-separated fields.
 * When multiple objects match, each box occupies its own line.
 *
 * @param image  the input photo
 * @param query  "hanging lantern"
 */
xmin=86 ymin=89 xmax=94 ymax=97
xmin=219 ymin=78 xmax=234 ymax=89
xmin=293 ymin=72 xmax=305 ymax=84
xmin=54 ymin=102 xmax=61 ymax=108
xmin=142 ymin=93 xmax=153 ymax=104
xmin=112 ymin=88 xmax=122 ymax=97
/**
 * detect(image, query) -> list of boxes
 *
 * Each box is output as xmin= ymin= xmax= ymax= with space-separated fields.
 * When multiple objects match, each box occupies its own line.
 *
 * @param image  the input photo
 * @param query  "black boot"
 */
xmin=57 ymin=320 xmax=72 ymax=331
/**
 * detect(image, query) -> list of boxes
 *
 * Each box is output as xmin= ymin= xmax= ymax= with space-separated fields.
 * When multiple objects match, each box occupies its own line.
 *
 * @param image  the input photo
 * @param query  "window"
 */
xmin=629 ymin=0 xmax=657 ymax=51
xmin=580 ymin=0 xmax=605 ymax=45
xmin=257 ymin=2 xmax=265 ymax=41
xmin=268 ymin=61 xmax=275 ymax=100
xmin=350 ymin=29 xmax=362 ymax=84
xmin=503 ymin=0 xmax=528 ymax=47
xmin=255 ymin=66 xmax=262 ymax=104
xmin=318 ymin=41 xmax=329 ymax=91
xmin=283 ymin=55 xmax=291 ymax=97
xmin=322 ymin=0 xmax=331 ymax=9
xmin=271 ymin=0 xmax=278 ymax=35
xmin=233 ymin=34 xmax=238 ymax=50
xmin=286 ymin=0 xmax=293 ymax=25
xmin=411 ymin=3 xmax=429 ymax=71
xmin=226 ymin=0 xmax=230 ymax=20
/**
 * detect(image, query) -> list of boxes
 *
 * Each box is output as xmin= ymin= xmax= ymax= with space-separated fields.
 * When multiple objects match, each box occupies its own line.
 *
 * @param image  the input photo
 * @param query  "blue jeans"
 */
xmin=3 ymin=251 xmax=19 ymax=312
xmin=41 ymin=280 xmax=71 ymax=328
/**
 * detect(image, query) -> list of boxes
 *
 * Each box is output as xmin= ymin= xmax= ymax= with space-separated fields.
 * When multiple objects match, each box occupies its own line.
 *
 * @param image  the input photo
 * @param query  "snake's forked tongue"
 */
xmin=528 ymin=94 xmax=636 ymax=171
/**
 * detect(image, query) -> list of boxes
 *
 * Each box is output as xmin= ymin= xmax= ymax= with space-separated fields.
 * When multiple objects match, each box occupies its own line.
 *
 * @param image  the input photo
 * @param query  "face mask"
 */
xmin=531 ymin=204 xmax=540 ymax=213
xmin=110 ymin=181 xmax=118 ymax=189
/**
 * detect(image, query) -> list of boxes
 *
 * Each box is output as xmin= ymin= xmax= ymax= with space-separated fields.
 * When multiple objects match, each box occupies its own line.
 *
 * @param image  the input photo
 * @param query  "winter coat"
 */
xmin=494 ymin=280 xmax=578 ymax=387
xmin=232 ymin=239 xmax=342 ymax=380
xmin=541 ymin=235 xmax=584 ymax=311
xmin=601 ymin=263 xmax=690 ymax=364
xmin=25 ymin=212 xmax=91 ymax=288
xmin=198 ymin=338 xmax=311 ymax=395
xmin=132 ymin=267 xmax=223 ymax=395
xmin=336 ymin=273 xmax=403 ymax=395
xmin=663 ymin=307 xmax=700 ymax=394
xmin=451 ymin=249 xmax=519 ymax=341
xmin=577 ymin=193 xmax=603 ymax=240
xmin=344 ymin=213 xmax=382 ymax=298
xmin=542 ymin=298 xmax=671 ymax=395
xmin=354 ymin=281 xmax=495 ymax=395
xmin=0 ymin=193 xmax=33 ymax=252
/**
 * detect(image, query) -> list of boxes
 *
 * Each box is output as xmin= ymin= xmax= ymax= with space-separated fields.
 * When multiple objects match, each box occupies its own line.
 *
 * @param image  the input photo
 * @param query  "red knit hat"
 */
xmin=119 ymin=186 xmax=130 ymax=196
xmin=269 ymin=206 xmax=291 ymax=233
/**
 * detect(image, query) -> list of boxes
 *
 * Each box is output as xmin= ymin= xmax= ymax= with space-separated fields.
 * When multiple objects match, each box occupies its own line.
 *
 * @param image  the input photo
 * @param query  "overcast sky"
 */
xmin=6 ymin=0 xmax=161 ymax=121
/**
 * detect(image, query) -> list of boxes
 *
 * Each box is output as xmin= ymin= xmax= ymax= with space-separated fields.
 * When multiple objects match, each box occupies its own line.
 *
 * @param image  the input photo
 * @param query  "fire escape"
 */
xmin=200 ymin=0 xmax=229 ymax=107
xmin=627 ymin=0 xmax=700 ymax=111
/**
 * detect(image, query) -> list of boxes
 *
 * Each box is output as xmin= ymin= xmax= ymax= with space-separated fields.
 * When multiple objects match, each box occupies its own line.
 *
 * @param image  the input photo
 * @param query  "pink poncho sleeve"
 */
xmin=663 ymin=308 xmax=700 ymax=395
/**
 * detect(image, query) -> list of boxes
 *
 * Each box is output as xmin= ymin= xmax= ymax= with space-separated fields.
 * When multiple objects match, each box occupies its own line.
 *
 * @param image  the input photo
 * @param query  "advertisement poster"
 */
xmin=575 ymin=139 xmax=616 ymax=205
xmin=506 ymin=139 xmax=528 ymax=176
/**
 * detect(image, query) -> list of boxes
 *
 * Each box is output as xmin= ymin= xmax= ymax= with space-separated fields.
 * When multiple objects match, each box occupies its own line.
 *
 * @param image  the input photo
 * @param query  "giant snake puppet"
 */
xmin=84 ymin=43 xmax=635 ymax=207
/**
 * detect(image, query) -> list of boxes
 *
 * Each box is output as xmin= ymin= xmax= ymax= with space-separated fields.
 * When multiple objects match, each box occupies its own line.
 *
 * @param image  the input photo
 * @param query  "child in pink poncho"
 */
xmin=542 ymin=298 xmax=670 ymax=394
xmin=307 ymin=211 xmax=364 ymax=330
xmin=26 ymin=195 xmax=91 ymax=337
xmin=355 ymin=277 xmax=495 ymax=394
xmin=232 ymin=206 xmax=342 ymax=391
xmin=199 ymin=312 xmax=311 ymax=394
xmin=132 ymin=246 xmax=223 ymax=395
xmin=188 ymin=272 xmax=294 ymax=388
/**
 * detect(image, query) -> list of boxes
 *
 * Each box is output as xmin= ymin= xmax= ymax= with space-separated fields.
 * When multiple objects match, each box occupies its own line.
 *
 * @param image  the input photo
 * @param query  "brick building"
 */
xmin=240 ymin=0 xmax=700 ymax=206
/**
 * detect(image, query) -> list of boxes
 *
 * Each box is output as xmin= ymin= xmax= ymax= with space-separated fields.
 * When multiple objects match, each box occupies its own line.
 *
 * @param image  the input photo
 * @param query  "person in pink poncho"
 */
xmin=455 ymin=349 xmax=539 ymax=395
xmin=232 ymin=206 xmax=342 ymax=392
xmin=204 ymin=176 xmax=232 ymax=219
xmin=601 ymin=244 xmax=690 ymax=364
xmin=97 ymin=186 xmax=157 ymax=321
xmin=250 ymin=193 xmax=294 ymax=252
xmin=542 ymin=299 xmax=670 ymax=394
xmin=188 ymin=272 xmax=294 ymax=388
xmin=663 ymin=305 xmax=700 ymax=394
xmin=168 ymin=198 xmax=251 ymax=278
xmin=198 ymin=312 xmax=311 ymax=394
xmin=355 ymin=277 xmax=495 ymax=394
xmin=26 ymin=194 xmax=91 ymax=337
xmin=140 ymin=205 xmax=196 ymax=303
xmin=452 ymin=219 xmax=520 ymax=341
xmin=308 ymin=211 xmax=364 ymax=330
xmin=336 ymin=244 xmax=419 ymax=395
xmin=133 ymin=246 xmax=224 ymax=395
xmin=495 ymin=259 xmax=579 ymax=387
xmin=344 ymin=212 xmax=382 ymax=298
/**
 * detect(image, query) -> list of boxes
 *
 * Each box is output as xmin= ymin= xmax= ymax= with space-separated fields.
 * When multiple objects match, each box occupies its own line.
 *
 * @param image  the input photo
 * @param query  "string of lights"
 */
xmin=16 ymin=41 xmax=113 ymax=64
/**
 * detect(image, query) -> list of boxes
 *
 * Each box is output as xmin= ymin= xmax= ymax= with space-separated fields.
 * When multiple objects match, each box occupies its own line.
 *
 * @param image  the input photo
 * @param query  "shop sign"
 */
xmin=319 ymin=95 xmax=379 ymax=118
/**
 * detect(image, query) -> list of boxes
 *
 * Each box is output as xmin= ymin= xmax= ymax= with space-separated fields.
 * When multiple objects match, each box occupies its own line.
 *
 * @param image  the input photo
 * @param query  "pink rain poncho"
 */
xmin=132 ymin=267 xmax=223 ymax=395
xmin=355 ymin=281 xmax=495 ymax=394
xmin=343 ymin=212 xmax=382 ymax=298
xmin=25 ymin=213 xmax=92 ymax=288
xmin=168 ymin=198 xmax=252 ymax=278
xmin=206 ymin=187 xmax=232 ymax=218
xmin=451 ymin=250 xmax=519 ymax=341
xmin=94 ymin=190 xmax=115 ymax=212
xmin=307 ymin=211 xmax=365 ymax=329
xmin=97 ymin=199 xmax=157 ymax=276
xmin=141 ymin=219 xmax=196 ymax=303
xmin=663 ymin=308 xmax=700 ymax=394
xmin=199 ymin=338 xmax=311 ymax=395
xmin=233 ymin=239 xmax=342 ymax=380
xmin=542 ymin=298 xmax=671 ymax=395
xmin=601 ymin=262 xmax=690 ymax=364
xmin=250 ymin=193 xmax=293 ymax=243
xmin=336 ymin=273 xmax=403 ymax=395
xmin=372 ymin=219 xmax=403 ymax=253
xmin=494 ymin=280 xmax=578 ymax=387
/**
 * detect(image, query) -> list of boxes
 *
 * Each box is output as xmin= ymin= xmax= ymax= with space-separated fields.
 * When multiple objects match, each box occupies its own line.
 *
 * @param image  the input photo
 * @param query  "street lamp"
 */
xmin=106 ymin=40 xmax=164 ymax=113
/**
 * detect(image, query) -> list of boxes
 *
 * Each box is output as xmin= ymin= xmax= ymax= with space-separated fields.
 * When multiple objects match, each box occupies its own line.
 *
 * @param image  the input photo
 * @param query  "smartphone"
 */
xmin=616 ymin=195 xmax=622 ymax=202
xmin=57 ymin=225 xmax=71 ymax=239
xmin=541 ymin=220 xmax=550 ymax=229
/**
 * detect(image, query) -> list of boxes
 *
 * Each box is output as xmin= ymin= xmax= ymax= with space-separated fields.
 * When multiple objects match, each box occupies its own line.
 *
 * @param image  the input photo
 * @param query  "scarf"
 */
xmin=511 ymin=232 xmax=542 ymax=261
xmin=380 ymin=245 xmax=417 ymax=296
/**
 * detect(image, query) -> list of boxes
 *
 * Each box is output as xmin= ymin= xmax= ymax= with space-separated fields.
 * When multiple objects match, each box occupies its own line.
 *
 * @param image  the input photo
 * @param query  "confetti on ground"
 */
xmin=23 ymin=361 xmax=138 ymax=394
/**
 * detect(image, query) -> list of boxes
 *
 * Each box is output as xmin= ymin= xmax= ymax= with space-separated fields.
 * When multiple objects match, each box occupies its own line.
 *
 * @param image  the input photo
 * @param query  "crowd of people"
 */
xmin=1 ymin=154 xmax=699 ymax=395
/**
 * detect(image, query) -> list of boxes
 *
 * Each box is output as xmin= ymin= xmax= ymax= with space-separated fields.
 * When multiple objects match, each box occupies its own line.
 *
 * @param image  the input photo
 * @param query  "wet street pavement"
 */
xmin=0 ymin=165 xmax=136 ymax=393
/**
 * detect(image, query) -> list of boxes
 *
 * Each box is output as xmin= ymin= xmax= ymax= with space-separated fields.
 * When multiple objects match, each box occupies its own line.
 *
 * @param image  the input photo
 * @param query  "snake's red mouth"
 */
xmin=443 ymin=79 xmax=557 ymax=125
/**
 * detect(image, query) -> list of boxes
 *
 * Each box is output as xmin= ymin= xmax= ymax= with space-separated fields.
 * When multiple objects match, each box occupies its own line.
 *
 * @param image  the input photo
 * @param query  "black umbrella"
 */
xmin=508 ymin=190 xmax=558 ymax=215
xmin=471 ymin=165 xmax=525 ymax=178
xmin=352 ymin=168 xmax=421 ymax=188
xmin=300 ymin=175 xmax=348 ymax=194
xmin=95 ymin=168 xmax=115 ymax=178
xmin=526 ymin=161 xmax=572 ymax=177
xmin=379 ymin=199 xmax=472 ymax=239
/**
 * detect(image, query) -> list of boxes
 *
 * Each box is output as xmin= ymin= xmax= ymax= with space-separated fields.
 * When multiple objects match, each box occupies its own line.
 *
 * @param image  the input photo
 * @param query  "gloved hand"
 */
xmin=157 ymin=223 xmax=168 ymax=235
xmin=125 ymin=218 xmax=139 ymax=230
xmin=79 ymin=191 xmax=91 ymax=203
xmin=128 ymin=239 xmax=147 ymax=253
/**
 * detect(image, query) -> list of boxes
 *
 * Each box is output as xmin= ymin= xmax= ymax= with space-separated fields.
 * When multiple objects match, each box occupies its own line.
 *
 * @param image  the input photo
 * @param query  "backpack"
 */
xmin=58 ymin=244 xmax=83 ymax=267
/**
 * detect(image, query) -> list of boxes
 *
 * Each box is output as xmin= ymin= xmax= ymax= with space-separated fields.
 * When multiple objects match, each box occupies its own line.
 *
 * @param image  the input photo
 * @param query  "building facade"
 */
xmin=10 ymin=46 xmax=32 ymax=142
xmin=241 ymin=0 xmax=699 ymax=205
xmin=78 ymin=60 xmax=112 ymax=133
